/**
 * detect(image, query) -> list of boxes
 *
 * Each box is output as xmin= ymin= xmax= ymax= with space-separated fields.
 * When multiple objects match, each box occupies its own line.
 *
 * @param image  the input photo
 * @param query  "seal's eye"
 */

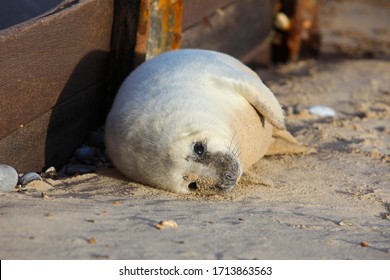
xmin=193 ymin=142 xmax=205 ymax=156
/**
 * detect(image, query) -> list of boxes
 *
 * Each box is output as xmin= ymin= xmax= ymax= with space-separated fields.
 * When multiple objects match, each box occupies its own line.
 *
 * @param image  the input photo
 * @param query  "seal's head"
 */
xmin=105 ymin=102 xmax=243 ymax=194
xmin=175 ymin=134 xmax=242 ymax=194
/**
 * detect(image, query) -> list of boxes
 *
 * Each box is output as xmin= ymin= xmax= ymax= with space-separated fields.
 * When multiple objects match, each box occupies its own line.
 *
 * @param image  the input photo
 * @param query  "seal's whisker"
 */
xmin=231 ymin=140 xmax=241 ymax=158
xmin=228 ymin=130 xmax=238 ymax=151
xmin=228 ymin=129 xmax=241 ymax=157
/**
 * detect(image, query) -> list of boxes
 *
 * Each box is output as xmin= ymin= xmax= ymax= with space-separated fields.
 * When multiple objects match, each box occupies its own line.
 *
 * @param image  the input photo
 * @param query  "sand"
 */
xmin=0 ymin=0 xmax=389 ymax=260
xmin=0 ymin=57 xmax=388 ymax=260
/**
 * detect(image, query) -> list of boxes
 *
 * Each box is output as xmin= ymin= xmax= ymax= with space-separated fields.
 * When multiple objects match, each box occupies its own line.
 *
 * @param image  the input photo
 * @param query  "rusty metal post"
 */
xmin=108 ymin=0 xmax=183 ymax=110
xmin=272 ymin=0 xmax=319 ymax=62
xmin=287 ymin=0 xmax=319 ymax=61
xmin=134 ymin=0 xmax=183 ymax=65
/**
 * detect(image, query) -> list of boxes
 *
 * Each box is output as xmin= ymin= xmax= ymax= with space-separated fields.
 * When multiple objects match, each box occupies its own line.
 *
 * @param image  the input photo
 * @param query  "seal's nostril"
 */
xmin=188 ymin=182 xmax=198 ymax=191
xmin=223 ymin=171 xmax=237 ymax=182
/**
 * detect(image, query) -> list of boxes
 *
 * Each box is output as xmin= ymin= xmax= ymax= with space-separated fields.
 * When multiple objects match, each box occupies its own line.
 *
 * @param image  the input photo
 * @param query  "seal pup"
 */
xmin=105 ymin=49 xmax=289 ymax=194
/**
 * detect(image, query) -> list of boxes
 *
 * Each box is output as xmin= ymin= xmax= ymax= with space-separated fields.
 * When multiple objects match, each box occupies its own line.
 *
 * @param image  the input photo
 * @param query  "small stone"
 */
xmin=284 ymin=105 xmax=294 ymax=116
xmin=87 ymin=237 xmax=97 ymax=244
xmin=0 ymin=164 xmax=18 ymax=192
xmin=18 ymin=172 xmax=42 ymax=186
xmin=338 ymin=219 xmax=354 ymax=226
xmin=74 ymin=146 xmax=95 ymax=161
xmin=155 ymin=220 xmax=178 ymax=230
xmin=44 ymin=167 xmax=58 ymax=179
xmin=293 ymin=103 xmax=305 ymax=114
xmin=284 ymin=103 xmax=306 ymax=116
xmin=360 ymin=241 xmax=369 ymax=247
xmin=112 ymin=201 xmax=121 ymax=205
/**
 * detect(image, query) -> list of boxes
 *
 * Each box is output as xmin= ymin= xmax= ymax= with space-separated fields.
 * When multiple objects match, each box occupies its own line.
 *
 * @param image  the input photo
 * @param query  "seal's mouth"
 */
xmin=187 ymin=179 xmax=237 ymax=194
xmin=184 ymin=149 xmax=241 ymax=194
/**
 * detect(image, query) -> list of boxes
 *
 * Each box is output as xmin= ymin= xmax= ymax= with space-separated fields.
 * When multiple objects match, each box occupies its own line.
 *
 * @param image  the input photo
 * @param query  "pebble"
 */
xmin=87 ymin=237 xmax=97 ymax=245
xmin=308 ymin=105 xmax=336 ymax=117
xmin=0 ymin=164 xmax=18 ymax=192
xmin=338 ymin=219 xmax=354 ymax=226
xmin=44 ymin=166 xmax=58 ymax=179
xmin=74 ymin=146 xmax=95 ymax=161
xmin=65 ymin=164 xmax=96 ymax=176
xmin=155 ymin=220 xmax=178 ymax=230
xmin=286 ymin=103 xmax=306 ymax=115
xmin=18 ymin=172 xmax=42 ymax=186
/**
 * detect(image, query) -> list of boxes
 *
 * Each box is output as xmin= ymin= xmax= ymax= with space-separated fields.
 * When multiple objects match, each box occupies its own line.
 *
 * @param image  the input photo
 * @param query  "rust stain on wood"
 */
xmin=147 ymin=0 xmax=183 ymax=59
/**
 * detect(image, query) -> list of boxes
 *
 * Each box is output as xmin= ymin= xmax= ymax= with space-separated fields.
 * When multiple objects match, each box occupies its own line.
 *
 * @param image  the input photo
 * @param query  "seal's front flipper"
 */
xmin=266 ymin=128 xmax=316 ymax=156
xmin=211 ymin=76 xmax=286 ymax=130
xmin=239 ymin=170 xmax=274 ymax=187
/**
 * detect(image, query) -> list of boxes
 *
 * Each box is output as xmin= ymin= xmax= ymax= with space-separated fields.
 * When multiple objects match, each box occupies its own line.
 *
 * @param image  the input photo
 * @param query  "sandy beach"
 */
xmin=0 ymin=0 xmax=389 ymax=260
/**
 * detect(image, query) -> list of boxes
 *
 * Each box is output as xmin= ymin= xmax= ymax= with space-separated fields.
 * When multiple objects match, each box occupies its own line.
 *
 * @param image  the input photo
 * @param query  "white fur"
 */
xmin=105 ymin=49 xmax=285 ymax=193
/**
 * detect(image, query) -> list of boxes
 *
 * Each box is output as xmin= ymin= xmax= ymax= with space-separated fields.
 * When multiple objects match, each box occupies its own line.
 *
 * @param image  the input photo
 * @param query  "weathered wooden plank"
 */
xmin=181 ymin=0 xmax=274 ymax=64
xmin=0 ymin=82 xmax=106 ymax=172
xmin=0 ymin=0 xmax=113 ymax=140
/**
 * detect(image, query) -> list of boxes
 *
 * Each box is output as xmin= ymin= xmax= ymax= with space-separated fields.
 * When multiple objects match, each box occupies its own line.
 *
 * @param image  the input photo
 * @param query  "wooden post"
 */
xmin=134 ymin=0 xmax=183 ymax=64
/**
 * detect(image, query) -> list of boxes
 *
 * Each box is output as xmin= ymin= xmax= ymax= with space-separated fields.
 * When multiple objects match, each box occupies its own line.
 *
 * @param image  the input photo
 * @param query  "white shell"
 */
xmin=308 ymin=105 xmax=336 ymax=117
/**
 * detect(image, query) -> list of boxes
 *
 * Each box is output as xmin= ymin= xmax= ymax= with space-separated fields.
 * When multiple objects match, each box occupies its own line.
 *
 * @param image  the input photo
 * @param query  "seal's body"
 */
xmin=105 ymin=49 xmax=285 ymax=193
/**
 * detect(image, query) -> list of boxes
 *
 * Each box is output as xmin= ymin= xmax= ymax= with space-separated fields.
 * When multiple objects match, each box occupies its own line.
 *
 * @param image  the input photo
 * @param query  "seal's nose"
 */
xmin=221 ymin=171 xmax=238 ymax=189
xmin=224 ymin=171 xmax=237 ymax=182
